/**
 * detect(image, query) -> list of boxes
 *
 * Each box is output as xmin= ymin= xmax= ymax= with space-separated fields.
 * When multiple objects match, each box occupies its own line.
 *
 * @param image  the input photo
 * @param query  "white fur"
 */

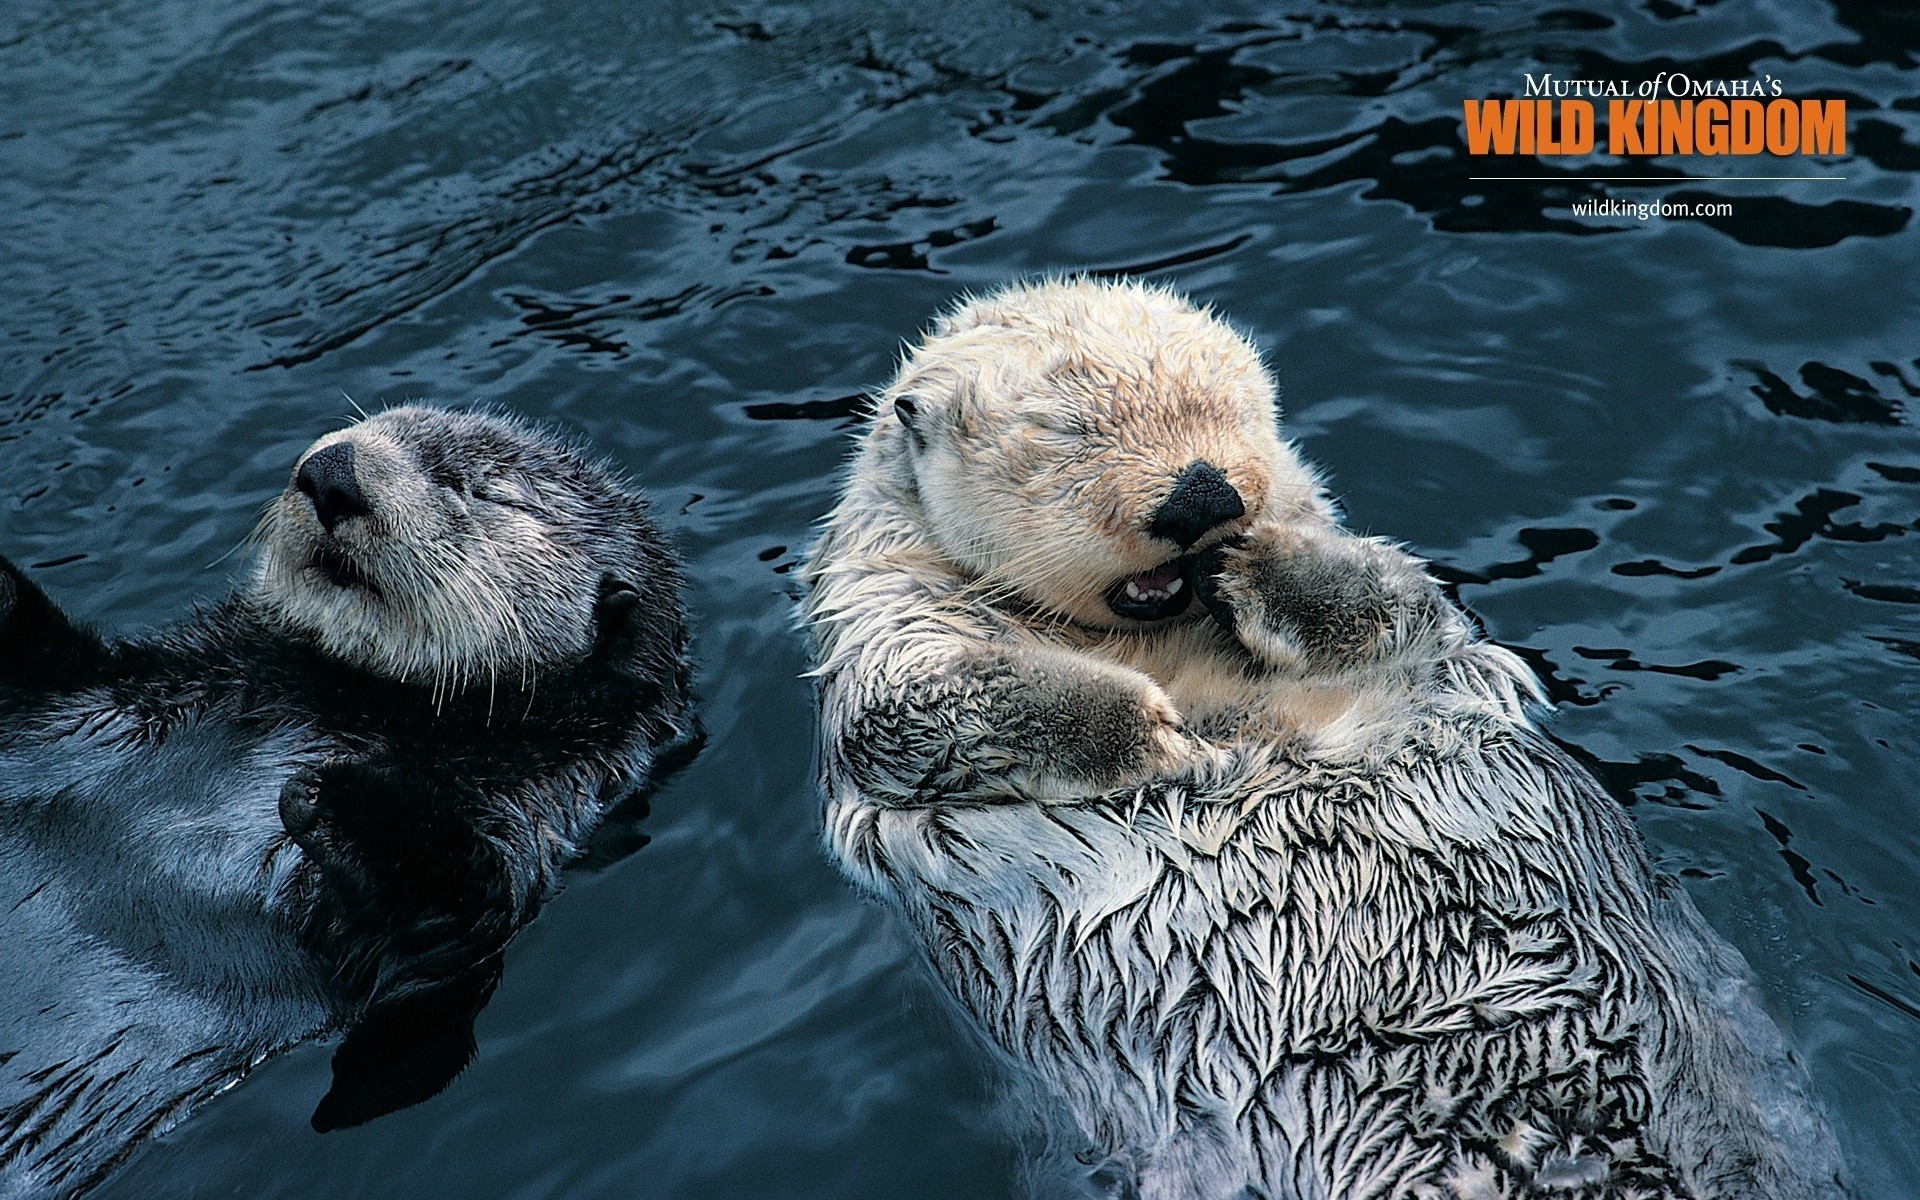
xmin=804 ymin=278 xmax=1846 ymax=1199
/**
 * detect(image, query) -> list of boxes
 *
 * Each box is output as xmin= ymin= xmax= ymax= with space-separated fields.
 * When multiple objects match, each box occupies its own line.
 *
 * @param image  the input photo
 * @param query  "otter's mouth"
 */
xmin=310 ymin=544 xmax=381 ymax=599
xmin=1104 ymin=557 xmax=1193 ymax=622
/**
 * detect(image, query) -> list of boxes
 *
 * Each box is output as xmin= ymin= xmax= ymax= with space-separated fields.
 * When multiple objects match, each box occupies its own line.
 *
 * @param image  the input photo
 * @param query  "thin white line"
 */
xmin=1470 ymin=176 xmax=1847 ymax=181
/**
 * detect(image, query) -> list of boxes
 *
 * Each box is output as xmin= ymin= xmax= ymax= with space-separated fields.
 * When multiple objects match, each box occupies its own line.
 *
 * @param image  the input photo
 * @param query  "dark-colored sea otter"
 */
xmin=0 ymin=405 xmax=695 ymax=1198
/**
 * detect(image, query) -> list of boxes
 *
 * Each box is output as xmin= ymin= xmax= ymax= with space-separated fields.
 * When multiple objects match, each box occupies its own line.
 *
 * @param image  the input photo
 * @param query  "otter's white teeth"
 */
xmin=1125 ymin=576 xmax=1184 ymax=602
xmin=1106 ymin=557 xmax=1196 ymax=620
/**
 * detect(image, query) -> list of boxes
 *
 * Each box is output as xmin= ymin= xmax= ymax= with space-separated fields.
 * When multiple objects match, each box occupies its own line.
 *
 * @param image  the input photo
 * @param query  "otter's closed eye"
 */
xmin=1024 ymin=410 xmax=1086 ymax=437
xmin=475 ymin=474 xmax=544 ymax=512
xmin=420 ymin=460 xmax=467 ymax=493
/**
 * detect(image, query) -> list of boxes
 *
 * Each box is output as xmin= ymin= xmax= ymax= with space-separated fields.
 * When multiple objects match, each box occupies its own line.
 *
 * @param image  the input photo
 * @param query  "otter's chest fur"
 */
xmin=828 ymin=706 xmax=1840 ymax=1200
xmin=0 ymin=703 xmax=336 ymax=1200
xmin=0 ymin=614 xmax=688 ymax=1197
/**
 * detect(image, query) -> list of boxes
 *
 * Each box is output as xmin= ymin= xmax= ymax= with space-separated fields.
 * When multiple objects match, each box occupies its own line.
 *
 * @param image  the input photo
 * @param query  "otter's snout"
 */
xmin=295 ymin=442 xmax=371 ymax=533
xmin=1148 ymin=461 xmax=1245 ymax=549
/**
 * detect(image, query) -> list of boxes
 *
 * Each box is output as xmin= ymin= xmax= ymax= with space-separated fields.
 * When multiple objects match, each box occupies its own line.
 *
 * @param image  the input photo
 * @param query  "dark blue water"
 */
xmin=2 ymin=1 xmax=1916 ymax=1196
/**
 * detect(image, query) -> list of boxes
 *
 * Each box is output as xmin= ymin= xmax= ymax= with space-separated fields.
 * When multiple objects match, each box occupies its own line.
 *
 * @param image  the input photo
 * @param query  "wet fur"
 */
xmin=0 ymin=407 xmax=694 ymax=1198
xmin=804 ymin=279 xmax=1846 ymax=1199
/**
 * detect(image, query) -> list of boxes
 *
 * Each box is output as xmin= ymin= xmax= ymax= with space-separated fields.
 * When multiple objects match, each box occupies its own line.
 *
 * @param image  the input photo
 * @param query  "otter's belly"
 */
xmin=850 ymin=774 xmax=1610 ymax=1056
xmin=0 ymin=710 xmax=334 ymax=1198
xmin=830 ymin=738 xmax=1838 ymax=1197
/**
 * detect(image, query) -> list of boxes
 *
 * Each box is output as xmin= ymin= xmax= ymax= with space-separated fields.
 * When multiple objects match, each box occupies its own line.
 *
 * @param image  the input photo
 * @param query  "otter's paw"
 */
xmin=1191 ymin=524 xmax=1440 ymax=672
xmin=279 ymin=766 xmax=386 ymax=909
xmin=278 ymin=768 xmax=325 ymax=839
xmin=1189 ymin=536 xmax=1247 ymax=636
xmin=1004 ymin=649 xmax=1201 ymax=794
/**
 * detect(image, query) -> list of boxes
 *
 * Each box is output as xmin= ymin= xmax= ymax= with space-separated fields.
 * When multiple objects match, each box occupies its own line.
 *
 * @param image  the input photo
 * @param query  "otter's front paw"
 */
xmin=1191 ymin=525 xmax=1439 ymax=671
xmin=1190 ymin=537 xmax=1247 ymax=636
xmin=280 ymin=766 xmax=384 ymax=909
xmin=278 ymin=769 xmax=324 ymax=838
xmin=1006 ymin=651 xmax=1200 ymax=793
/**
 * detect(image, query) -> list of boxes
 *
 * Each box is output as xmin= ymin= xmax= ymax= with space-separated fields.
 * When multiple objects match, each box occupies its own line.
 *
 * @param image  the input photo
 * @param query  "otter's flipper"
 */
xmin=0 ymin=556 xmax=113 ymax=690
xmin=282 ymin=761 xmax=530 ymax=1128
xmin=1191 ymin=524 xmax=1445 ymax=673
xmin=311 ymin=961 xmax=501 ymax=1132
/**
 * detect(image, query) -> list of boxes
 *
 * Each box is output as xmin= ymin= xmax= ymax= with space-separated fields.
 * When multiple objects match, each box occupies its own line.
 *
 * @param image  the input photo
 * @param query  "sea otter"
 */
xmin=803 ymin=278 xmax=1847 ymax=1199
xmin=0 ymin=406 xmax=695 ymax=1198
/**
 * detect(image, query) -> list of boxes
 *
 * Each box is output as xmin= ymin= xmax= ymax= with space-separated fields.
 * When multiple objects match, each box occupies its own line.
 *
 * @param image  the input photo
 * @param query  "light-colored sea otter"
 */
xmin=804 ymin=278 xmax=1846 ymax=1199
xmin=0 ymin=406 xmax=695 ymax=1199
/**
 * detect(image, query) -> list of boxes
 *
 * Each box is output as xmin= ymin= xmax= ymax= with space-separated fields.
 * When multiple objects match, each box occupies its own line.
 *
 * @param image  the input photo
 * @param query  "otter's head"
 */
xmin=249 ymin=405 xmax=678 ymax=688
xmin=880 ymin=277 xmax=1324 ymax=629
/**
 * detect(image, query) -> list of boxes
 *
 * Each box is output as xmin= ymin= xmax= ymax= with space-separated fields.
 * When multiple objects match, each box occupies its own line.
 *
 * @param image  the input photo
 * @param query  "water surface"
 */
xmin=1 ymin=1 xmax=1916 ymax=1196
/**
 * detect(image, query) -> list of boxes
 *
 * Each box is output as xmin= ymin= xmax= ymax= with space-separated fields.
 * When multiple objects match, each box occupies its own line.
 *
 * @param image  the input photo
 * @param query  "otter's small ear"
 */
xmin=892 ymin=396 xmax=930 ymax=452
xmin=592 ymin=573 xmax=643 ymax=659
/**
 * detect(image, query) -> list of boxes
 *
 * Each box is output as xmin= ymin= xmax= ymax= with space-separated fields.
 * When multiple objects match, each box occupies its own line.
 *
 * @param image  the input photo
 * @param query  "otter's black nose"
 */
xmin=1148 ymin=461 xmax=1245 ymax=549
xmin=295 ymin=442 xmax=370 ymax=533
